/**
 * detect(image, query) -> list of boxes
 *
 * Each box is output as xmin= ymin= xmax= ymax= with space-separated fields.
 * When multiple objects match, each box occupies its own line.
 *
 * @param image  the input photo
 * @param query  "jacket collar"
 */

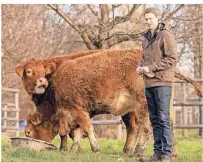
xmin=141 ymin=22 xmax=167 ymax=48
xmin=142 ymin=22 xmax=166 ymax=41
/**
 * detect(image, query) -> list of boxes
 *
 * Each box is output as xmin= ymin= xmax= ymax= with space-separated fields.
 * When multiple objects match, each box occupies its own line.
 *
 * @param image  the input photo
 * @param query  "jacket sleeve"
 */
xmin=148 ymin=31 xmax=177 ymax=72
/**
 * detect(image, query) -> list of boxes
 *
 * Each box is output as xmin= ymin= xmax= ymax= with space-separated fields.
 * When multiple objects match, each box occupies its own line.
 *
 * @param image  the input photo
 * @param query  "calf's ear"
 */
xmin=44 ymin=63 xmax=56 ymax=75
xmin=30 ymin=113 xmax=43 ymax=126
xmin=15 ymin=66 xmax=24 ymax=76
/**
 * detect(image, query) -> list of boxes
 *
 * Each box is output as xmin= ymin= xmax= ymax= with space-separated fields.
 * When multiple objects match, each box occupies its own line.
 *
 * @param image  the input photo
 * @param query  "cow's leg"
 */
xmin=70 ymin=127 xmax=83 ymax=152
xmin=134 ymin=124 xmax=151 ymax=157
xmin=57 ymin=108 xmax=70 ymax=136
xmin=134 ymin=103 xmax=151 ymax=157
xmin=121 ymin=111 xmax=138 ymax=156
xmin=60 ymin=135 xmax=68 ymax=151
xmin=76 ymin=109 xmax=100 ymax=152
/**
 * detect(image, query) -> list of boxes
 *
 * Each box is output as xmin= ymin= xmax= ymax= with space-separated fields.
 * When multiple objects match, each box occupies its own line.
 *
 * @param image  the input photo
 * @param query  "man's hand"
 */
xmin=141 ymin=66 xmax=149 ymax=75
xmin=136 ymin=66 xmax=143 ymax=75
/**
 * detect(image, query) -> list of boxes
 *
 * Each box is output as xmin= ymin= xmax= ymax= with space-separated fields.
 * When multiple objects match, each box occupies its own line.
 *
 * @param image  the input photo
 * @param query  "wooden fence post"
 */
xmin=15 ymin=92 xmax=20 ymax=137
xmin=116 ymin=116 xmax=122 ymax=139
xmin=2 ymin=87 xmax=20 ymax=136
xmin=3 ymin=105 xmax=8 ymax=131
xmin=181 ymin=83 xmax=188 ymax=137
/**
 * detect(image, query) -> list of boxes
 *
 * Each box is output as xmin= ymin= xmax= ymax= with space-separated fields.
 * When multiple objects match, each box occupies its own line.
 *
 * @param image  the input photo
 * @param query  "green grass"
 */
xmin=2 ymin=130 xmax=203 ymax=162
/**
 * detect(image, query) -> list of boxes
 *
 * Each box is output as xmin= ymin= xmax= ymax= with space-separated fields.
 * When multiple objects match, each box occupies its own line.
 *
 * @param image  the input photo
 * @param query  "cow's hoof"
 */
xmin=172 ymin=151 xmax=177 ymax=158
xmin=91 ymin=147 xmax=101 ymax=152
xmin=123 ymin=148 xmax=134 ymax=156
xmin=134 ymin=149 xmax=144 ymax=157
xmin=60 ymin=147 xmax=68 ymax=151
xmin=71 ymin=142 xmax=81 ymax=152
xmin=134 ymin=146 xmax=144 ymax=157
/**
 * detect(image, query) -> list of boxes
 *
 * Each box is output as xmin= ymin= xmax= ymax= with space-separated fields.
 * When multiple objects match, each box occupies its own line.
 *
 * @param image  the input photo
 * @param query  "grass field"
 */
xmin=1 ymin=130 xmax=203 ymax=162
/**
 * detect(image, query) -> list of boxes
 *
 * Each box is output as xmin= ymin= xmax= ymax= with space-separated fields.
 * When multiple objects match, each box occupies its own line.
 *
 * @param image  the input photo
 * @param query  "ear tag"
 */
xmin=46 ymin=68 xmax=51 ymax=74
xmin=18 ymin=71 xmax=23 ymax=76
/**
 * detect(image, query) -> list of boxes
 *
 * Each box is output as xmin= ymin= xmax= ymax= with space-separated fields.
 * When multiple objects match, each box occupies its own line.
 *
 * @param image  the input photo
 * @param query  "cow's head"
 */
xmin=25 ymin=112 xmax=59 ymax=142
xmin=15 ymin=59 xmax=56 ymax=95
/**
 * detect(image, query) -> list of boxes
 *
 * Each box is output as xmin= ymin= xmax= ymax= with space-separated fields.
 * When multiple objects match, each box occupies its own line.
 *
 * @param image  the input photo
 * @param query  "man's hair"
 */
xmin=144 ymin=7 xmax=160 ymax=17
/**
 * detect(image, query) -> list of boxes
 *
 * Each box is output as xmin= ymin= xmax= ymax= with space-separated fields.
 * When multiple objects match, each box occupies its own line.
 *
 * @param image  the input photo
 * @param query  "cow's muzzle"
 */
xmin=35 ymin=78 xmax=48 ymax=94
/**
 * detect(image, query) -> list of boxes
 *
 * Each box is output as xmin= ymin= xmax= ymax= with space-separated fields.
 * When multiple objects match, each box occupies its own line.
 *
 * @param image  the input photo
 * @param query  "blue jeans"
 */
xmin=145 ymin=86 xmax=172 ymax=156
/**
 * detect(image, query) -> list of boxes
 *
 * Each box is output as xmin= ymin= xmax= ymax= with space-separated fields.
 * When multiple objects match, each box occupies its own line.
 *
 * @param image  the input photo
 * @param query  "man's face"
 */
xmin=144 ymin=13 xmax=159 ymax=31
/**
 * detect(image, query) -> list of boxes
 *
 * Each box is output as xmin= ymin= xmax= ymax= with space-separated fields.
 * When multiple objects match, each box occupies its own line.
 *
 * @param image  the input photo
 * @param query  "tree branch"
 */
xmin=104 ymin=32 xmax=142 ymax=47
xmin=47 ymin=4 xmax=80 ymax=32
xmin=112 ymin=4 xmax=122 ymax=8
xmin=113 ymin=4 xmax=142 ymax=25
xmin=87 ymin=4 xmax=98 ymax=17
xmin=47 ymin=4 xmax=97 ymax=50
xmin=80 ymin=29 xmax=98 ymax=50
xmin=100 ymin=4 xmax=109 ymax=24
xmin=164 ymin=4 xmax=185 ymax=21
xmin=174 ymin=15 xmax=203 ymax=21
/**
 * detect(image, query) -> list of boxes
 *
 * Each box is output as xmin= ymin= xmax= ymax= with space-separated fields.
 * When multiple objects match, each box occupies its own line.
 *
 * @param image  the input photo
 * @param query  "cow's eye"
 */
xmin=26 ymin=70 xmax=31 ymax=74
xmin=26 ymin=69 xmax=33 ymax=76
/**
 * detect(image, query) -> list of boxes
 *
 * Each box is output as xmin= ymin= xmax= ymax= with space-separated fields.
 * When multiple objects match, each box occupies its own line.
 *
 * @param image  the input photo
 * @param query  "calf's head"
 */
xmin=25 ymin=112 xmax=59 ymax=142
xmin=15 ymin=59 xmax=56 ymax=94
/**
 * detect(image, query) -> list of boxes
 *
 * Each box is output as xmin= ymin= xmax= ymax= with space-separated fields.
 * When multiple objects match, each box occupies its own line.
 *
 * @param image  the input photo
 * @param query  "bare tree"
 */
xmin=171 ymin=5 xmax=203 ymax=77
xmin=47 ymin=4 xmax=184 ymax=50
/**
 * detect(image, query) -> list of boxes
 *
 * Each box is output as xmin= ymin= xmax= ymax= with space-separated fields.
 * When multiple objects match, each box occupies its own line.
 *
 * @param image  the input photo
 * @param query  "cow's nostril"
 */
xmin=25 ymin=131 xmax=30 ymax=136
xmin=39 ymin=79 xmax=43 ymax=83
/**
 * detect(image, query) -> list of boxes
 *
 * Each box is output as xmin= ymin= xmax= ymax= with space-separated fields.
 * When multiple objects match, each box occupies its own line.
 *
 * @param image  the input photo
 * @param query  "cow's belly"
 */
xmin=106 ymin=91 xmax=140 ymax=116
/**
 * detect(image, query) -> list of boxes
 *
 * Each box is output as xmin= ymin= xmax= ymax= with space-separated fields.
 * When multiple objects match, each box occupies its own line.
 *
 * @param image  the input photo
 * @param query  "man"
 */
xmin=136 ymin=7 xmax=177 ymax=162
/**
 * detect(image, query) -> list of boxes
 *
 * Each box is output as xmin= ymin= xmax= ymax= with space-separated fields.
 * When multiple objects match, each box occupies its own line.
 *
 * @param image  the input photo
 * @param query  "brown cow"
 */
xmin=16 ymin=48 xmax=147 ymax=155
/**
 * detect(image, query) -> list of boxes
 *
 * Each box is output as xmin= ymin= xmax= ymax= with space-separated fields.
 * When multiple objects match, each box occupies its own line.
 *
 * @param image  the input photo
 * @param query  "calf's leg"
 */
xmin=56 ymin=108 xmax=70 ymax=151
xmin=60 ymin=135 xmax=68 ymax=151
xmin=70 ymin=127 xmax=83 ymax=152
xmin=76 ymin=109 xmax=100 ymax=152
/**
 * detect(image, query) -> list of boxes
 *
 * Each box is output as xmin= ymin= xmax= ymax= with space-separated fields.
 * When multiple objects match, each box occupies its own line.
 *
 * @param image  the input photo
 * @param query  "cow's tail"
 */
xmin=174 ymin=71 xmax=203 ymax=97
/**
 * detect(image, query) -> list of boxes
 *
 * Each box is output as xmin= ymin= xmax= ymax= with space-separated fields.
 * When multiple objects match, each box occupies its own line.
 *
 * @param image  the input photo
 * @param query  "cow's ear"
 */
xmin=15 ymin=66 xmax=24 ymax=76
xmin=27 ymin=115 xmax=32 ymax=122
xmin=30 ymin=113 xmax=43 ymax=126
xmin=44 ymin=63 xmax=56 ymax=75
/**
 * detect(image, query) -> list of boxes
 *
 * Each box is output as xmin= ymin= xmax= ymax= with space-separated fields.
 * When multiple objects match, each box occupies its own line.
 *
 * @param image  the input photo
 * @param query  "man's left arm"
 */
xmin=147 ymin=32 xmax=177 ymax=72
